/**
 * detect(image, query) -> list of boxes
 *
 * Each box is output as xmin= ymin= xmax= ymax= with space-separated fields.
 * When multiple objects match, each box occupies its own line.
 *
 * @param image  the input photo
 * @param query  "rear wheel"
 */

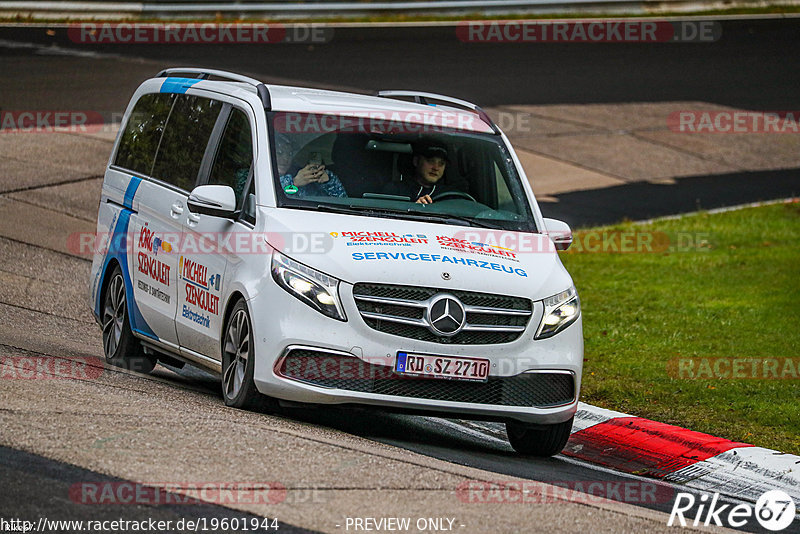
xmin=506 ymin=416 xmax=574 ymax=456
xmin=102 ymin=265 xmax=156 ymax=374
xmin=221 ymin=299 xmax=262 ymax=410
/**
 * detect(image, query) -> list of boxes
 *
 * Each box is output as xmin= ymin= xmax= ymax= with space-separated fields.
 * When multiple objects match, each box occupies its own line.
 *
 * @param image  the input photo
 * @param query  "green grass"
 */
xmin=560 ymin=202 xmax=800 ymax=455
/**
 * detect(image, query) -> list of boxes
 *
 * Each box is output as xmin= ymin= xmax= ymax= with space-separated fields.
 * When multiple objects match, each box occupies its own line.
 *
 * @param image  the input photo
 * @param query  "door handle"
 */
xmin=187 ymin=212 xmax=201 ymax=226
xmin=170 ymin=203 xmax=184 ymax=218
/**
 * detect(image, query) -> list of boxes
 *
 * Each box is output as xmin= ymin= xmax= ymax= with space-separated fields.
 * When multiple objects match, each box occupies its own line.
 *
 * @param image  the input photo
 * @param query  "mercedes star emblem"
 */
xmin=426 ymin=294 xmax=466 ymax=336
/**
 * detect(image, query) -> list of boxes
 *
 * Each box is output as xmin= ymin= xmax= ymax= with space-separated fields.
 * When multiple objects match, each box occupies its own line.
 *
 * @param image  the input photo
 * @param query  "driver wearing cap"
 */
xmin=384 ymin=140 xmax=453 ymax=204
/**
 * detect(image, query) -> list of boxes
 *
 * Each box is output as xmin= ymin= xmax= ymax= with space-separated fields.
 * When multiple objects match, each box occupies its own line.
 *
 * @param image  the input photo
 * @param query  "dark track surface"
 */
xmin=0 ymin=446 xmax=317 ymax=533
xmin=1 ymin=18 xmax=799 ymax=109
xmin=541 ymin=167 xmax=800 ymax=228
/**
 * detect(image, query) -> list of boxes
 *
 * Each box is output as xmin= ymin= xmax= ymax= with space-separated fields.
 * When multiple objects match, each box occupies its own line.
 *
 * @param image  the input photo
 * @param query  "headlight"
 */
xmin=271 ymin=251 xmax=346 ymax=321
xmin=535 ymin=286 xmax=580 ymax=339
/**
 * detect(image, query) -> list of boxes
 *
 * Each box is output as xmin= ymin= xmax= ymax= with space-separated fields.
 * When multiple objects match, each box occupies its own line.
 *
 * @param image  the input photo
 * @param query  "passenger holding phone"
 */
xmin=277 ymin=148 xmax=347 ymax=198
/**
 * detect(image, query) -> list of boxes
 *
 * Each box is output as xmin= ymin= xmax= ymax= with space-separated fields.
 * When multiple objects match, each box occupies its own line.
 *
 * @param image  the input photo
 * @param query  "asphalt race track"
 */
xmin=2 ymin=19 xmax=799 ymax=108
xmin=1 ymin=18 xmax=798 ymax=533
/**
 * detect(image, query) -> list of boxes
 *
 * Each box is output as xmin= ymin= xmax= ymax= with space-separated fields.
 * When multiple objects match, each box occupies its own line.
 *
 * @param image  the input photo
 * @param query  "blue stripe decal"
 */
xmin=160 ymin=77 xmax=202 ymax=94
xmin=94 ymin=209 xmax=157 ymax=340
xmin=123 ymin=176 xmax=142 ymax=210
xmin=133 ymin=328 xmax=159 ymax=341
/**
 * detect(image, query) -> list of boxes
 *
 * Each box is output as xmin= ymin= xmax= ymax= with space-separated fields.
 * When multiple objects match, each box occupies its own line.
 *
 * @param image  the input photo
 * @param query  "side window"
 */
xmin=207 ymin=108 xmax=254 ymax=210
xmin=114 ymin=93 xmax=175 ymax=176
xmin=151 ymin=95 xmax=222 ymax=191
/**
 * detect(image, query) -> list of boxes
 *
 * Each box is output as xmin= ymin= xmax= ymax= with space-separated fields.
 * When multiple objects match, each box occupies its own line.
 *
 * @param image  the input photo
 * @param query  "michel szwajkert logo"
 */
xmin=668 ymin=490 xmax=796 ymax=531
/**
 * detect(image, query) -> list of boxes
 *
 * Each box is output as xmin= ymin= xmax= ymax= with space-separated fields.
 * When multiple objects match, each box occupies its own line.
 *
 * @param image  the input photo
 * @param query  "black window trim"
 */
xmin=111 ymin=92 xmax=176 ymax=183
xmin=197 ymin=102 xmax=258 ymax=226
xmin=148 ymin=94 xmax=178 ymax=179
xmin=197 ymin=102 xmax=233 ymax=185
xmin=110 ymin=93 xmax=224 ymax=197
xmin=111 ymin=90 xmax=258 ymax=224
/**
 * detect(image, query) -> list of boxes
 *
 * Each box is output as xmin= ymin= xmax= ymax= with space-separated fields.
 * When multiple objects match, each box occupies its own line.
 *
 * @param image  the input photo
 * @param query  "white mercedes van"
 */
xmin=89 ymin=68 xmax=583 ymax=456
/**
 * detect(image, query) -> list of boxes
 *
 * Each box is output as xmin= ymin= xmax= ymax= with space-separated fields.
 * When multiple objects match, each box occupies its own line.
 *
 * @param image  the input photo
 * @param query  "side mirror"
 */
xmin=543 ymin=218 xmax=573 ymax=251
xmin=187 ymin=185 xmax=238 ymax=219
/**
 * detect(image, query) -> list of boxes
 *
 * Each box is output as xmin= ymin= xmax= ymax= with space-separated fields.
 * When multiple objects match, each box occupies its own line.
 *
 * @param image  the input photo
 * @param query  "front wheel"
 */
xmin=221 ymin=299 xmax=262 ymax=410
xmin=506 ymin=416 xmax=574 ymax=456
xmin=102 ymin=265 xmax=156 ymax=374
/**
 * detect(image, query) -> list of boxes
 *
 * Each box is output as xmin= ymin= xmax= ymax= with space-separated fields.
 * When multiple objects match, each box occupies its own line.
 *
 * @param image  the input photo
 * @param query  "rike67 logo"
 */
xmin=668 ymin=490 xmax=796 ymax=531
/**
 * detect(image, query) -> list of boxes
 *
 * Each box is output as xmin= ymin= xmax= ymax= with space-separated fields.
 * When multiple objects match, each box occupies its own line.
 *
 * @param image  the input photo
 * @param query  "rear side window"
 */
xmin=207 ymin=108 xmax=253 ymax=210
xmin=151 ymin=95 xmax=222 ymax=191
xmin=114 ymin=93 xmax=175 ymax=176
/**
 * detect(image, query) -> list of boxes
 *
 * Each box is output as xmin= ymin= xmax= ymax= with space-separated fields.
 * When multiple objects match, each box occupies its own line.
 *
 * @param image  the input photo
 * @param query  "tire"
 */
xmin=101 ymin=265 xmax=156 ymax=374
xmin=221 ymin=299 xmax=262 ymax=410
xmin=506 ymin=416 xmax=574 ymax=456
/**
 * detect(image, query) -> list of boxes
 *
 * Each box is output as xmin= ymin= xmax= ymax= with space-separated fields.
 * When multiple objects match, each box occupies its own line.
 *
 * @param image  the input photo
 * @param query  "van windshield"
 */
xmin=268 ymin=111 xmax=537 ymax=232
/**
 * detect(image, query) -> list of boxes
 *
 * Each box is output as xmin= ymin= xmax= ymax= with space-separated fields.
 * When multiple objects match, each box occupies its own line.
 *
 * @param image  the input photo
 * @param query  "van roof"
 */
xmin=151 ymin=68 xmax=498 ymax=134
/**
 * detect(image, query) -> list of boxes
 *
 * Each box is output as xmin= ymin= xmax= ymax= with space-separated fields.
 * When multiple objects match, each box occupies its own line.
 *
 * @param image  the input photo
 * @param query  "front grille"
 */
xmin=279 ymin=350 xmax=575 ymax=408
xmin=353 ymin=283 xmax=533 ymax=345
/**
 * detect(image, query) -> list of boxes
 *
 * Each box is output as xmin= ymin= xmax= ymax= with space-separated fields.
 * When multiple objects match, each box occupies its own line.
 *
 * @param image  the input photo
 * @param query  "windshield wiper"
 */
xmin=393 ymin=209 xmax=505 ymax=229
xmin=310 ymin=204 xmax=503 ymax=229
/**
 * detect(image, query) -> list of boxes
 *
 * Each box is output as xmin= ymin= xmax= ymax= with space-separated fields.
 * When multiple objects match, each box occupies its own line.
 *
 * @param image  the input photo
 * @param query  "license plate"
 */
xmin=395 ymin=352 xmax=490 ymax=382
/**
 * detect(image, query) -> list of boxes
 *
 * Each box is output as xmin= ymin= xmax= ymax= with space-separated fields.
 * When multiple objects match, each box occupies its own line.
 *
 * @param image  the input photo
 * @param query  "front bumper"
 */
xmin=249 ymin=280 xmax=583 ymax=424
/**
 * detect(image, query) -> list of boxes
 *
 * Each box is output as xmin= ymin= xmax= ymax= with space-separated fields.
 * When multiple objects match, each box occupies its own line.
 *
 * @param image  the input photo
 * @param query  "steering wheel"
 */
xmin=431 ymin=190 xmax=477 ymax=202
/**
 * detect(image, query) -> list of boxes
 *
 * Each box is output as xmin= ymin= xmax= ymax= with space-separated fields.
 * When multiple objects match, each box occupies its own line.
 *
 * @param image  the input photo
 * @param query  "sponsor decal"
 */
xmin=136 ymin=225 xmax=171 ymax=288
xmin=179 ymin=257 xmax=220 ymax=315
xmin=351 ymin=251 xmax=527 ymax=277
xmin=208 ymin=273 xmax=221 ymax=292
xmin=136 ymin=280 xmax=170 ymax=304
xmin=136 ymin=252 xmax=170 ymax=286
xmin=138 ymin=224 xmax=172 ymax=256
xmin=333 ymin=231 xmax=429 ymax=247
xmin=436 ymin=235 xmax=517 ymax=261
xmin=182 ymin=305 xmax=210 ymax=329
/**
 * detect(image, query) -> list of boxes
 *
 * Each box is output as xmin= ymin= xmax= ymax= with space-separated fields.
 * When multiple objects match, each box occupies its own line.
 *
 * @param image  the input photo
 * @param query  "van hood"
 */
xmin=263 ymin=208 xmax=572 ymax=300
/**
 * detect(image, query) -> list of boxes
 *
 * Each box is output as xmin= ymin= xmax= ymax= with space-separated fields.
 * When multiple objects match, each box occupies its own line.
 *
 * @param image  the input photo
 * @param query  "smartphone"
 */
xmin=308 ymin=152 xmax=323 ymax=169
